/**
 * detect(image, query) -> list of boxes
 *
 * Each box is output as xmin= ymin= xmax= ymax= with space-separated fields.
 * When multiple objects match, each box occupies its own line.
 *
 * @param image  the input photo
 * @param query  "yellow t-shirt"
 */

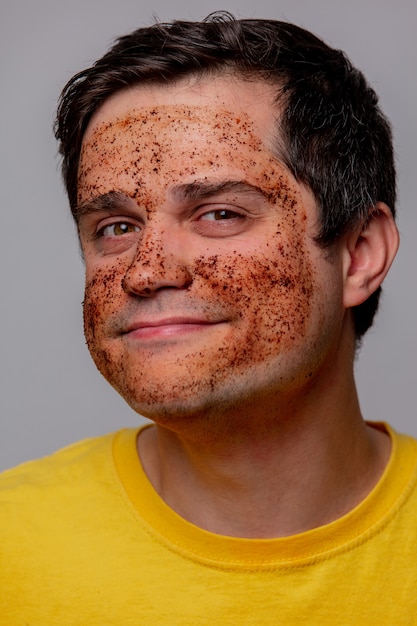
xmin=1 ymin=423 xmax=417 ymax=624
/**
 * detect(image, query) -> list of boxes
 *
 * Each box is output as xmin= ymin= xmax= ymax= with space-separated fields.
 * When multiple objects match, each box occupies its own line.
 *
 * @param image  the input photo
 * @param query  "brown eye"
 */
xmin=101 ymin=222 xmax=140 ymax=237
xmin=200 ymin=209 xmax=241 ymax=221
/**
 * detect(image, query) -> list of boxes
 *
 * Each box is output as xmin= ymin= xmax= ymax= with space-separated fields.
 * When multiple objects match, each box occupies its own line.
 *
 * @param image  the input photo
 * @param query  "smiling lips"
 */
xmin=123 ymin=317 xmax=225 ymax=340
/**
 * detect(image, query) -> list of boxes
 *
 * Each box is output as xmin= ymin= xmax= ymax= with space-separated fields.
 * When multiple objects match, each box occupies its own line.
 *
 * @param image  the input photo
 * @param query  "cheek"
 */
xmin=82 ymin=261 xmax=132 ymax=387
xmin=83 ymin=263 xmax=126 ymax=347
xmin=193 ymin=238 xmax=315 ymax=357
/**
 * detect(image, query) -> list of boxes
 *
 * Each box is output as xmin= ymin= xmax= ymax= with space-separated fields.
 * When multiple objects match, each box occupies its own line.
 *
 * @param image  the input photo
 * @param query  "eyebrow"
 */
xmin=170 ymin=180 xmax=270 ymax=203
xmin=74 ymin=191 xmax=133 ymax=221
xmin=74 ymin=180 xmax=269 ymax=221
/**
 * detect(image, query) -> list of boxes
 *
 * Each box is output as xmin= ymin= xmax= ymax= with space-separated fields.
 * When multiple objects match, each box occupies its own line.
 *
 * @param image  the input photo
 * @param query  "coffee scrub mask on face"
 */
xmin=77 ymin=92 xmax=343 ymax=427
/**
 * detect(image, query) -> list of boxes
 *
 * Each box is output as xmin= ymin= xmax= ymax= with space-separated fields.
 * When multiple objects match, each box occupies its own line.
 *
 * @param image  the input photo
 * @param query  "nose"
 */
xmin=121 ymin=226 xmax=193 ymax=297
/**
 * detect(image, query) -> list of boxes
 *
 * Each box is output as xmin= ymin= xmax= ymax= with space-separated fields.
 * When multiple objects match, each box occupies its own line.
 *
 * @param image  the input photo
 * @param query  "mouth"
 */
xmin=122 ymin=317 xmax=226 ymax=341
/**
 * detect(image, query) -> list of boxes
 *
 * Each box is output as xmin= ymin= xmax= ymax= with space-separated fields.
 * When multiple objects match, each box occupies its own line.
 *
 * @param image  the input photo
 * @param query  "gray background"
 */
xmin=1 ymin=0 xmax=416 ymax=471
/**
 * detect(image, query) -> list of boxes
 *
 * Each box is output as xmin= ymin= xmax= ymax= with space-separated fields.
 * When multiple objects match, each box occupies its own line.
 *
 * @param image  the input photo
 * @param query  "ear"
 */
xmin=342 ymin=202 xmax=399 ymax=308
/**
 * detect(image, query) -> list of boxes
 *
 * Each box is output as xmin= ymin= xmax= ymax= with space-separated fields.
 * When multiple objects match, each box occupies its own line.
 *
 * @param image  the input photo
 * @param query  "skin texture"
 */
xmin=78 ymin=80 xmax=344 ymax=433
xmin=76 ymin=77 xmax=395 ymax=537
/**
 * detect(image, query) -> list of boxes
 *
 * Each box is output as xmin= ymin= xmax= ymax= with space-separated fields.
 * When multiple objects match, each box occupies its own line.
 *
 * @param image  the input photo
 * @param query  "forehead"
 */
xmin=78 ymin=77 xmax=293 ymax=205
xmin=84 ymin=75 xmax=279 ymax=144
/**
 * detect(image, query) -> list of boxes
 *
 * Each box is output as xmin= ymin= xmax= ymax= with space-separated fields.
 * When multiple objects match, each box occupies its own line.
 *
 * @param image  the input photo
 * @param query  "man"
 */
xmin=1 ymin=13 xmax=416 ymax=623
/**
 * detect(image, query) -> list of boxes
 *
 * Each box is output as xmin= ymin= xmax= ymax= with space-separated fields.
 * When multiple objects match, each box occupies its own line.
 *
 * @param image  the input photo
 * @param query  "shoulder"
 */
xmin=0 ymin=430 xmax=141 ymax=560
xmin=0 ymin=429 xmax=140 ymax=612
xmin=0 ymin=431 xmax=126 ymax=520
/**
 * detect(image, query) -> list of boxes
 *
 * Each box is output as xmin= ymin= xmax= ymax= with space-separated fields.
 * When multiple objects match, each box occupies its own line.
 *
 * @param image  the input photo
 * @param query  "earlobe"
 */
xmin=343 ymin=202 xmax=399 ymax=309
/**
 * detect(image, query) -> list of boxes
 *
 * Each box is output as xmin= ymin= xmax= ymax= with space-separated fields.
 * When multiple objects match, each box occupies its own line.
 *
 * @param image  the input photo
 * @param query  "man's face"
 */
xmin=77 ymin=76 xmax=344 ymax=423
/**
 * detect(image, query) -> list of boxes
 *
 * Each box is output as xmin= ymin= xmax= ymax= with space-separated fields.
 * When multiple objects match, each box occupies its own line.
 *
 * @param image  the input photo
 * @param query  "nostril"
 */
xmin=121 ymin=250 xmax=194 ymax=296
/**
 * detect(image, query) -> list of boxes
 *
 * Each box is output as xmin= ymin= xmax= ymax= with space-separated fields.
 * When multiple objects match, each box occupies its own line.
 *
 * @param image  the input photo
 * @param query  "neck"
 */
xmin=137 ymin=378 xmax=391 ymax=538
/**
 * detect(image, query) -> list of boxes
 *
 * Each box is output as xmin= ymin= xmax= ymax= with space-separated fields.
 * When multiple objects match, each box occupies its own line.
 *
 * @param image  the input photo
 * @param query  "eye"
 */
xmin=98 ymin=221 xmax=140 ymax=237
xmin=199 ymin=209 xmax=242 ymax=221
xmin=192 ymin=204 xmax=249 ymax=238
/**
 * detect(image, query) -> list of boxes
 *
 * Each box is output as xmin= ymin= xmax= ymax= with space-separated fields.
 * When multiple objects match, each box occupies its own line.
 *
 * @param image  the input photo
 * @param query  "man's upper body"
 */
xmin=1 ymin=13 xmax=410 ymax=623
xmin=75 ymin=72 xmax=395 ymax=539
xmin=2 ymin=424 xmax=417 ymax=624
